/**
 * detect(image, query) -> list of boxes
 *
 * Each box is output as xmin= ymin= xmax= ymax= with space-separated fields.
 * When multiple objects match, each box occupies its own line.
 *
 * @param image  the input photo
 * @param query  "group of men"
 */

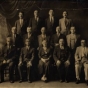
xmin=0 ymin=9 xmax=88 ymax=86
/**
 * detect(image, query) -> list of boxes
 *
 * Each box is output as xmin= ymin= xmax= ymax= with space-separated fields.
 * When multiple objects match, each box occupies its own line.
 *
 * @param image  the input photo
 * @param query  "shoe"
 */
xmin=10 ymin=80 xmax=14 ymax=83
xmin=28 ymin=80 xmax=32 ymax=83
xmin=19 ymin=80 xmax=22 ymax=83
xmin=76 ymin=80 xmax=80 ymax=84
xmin=65 ymin=79 xmax=69 ymax=83
xmin=60 ymin=79 xmax=63 ymax=83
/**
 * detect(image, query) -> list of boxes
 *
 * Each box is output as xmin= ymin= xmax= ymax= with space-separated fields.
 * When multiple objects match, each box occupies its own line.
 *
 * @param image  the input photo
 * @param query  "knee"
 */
xmin=38 ymin=60 xmax=43 ymax=67
xmin=84 ymin=63 xmax=88 ymax=68
xmin=9 ymin=62 xmax=14 ymax=68
xmin=75 ymin=64 xmax=80 ymax=69
xmin=56 ymin=63 xmax=61 ymax=68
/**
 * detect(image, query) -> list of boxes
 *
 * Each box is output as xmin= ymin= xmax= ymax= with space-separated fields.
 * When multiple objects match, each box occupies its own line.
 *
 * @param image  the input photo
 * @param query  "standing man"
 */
xmin=15 ymin=11 xmax=28 ymax=36
xmin=38 ymin=27 xmax=50 ymax=49
xmin=0 ymin=37 xmax=17 ymax=83
xmin=29 ymin=10 xmax=43 ymax=36
xmin=53 ymin=38 xmax=71 ymax=82
xmin=51 ymin=26 xmax=66 ymax=48
xmin=45 ymin=9 xmax=58 ymax=36
xmin=23 ymin=27 xmax=35 ymax=47
xmin=75 ymin=39 xmax=88 ymax=85
xmin=59 ymin=11 xmax=73 ymax=35
xmin=18 ymin=39 xmax=35 ymax=83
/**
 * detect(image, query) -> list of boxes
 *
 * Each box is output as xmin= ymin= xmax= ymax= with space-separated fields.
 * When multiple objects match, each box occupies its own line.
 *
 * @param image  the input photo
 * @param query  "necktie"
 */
xmin=13 ymin=34 xmax=15 ymax=44
xmin=64 ymin=18 xmax=67 ymax=26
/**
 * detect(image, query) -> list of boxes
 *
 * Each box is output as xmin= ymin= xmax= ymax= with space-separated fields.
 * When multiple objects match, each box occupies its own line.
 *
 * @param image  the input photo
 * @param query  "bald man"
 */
xmin=59 ymin=11 xmax=73 ymax=35
xmin=0 ymin=37 xmax=17 ymax=83
xmin=45 ymin=9 xmax=58 ymax=36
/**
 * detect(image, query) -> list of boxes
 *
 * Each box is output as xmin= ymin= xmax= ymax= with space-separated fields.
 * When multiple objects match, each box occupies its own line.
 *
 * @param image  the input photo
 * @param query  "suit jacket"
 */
xmin=66 ymin=34 xmax=80 ymax=49
xmin=38 ymin=47 xmax=52 ymax=60
xmin=75 ymin=46 xmax=88 ymax=62
xmin=8 ymin=34 xmax=24 ymax=48
xmin=38 ymin=34 xmax=50 ymax=47
xmin=23 ymin=34 xmax=35 ymax=47
xmin=53 ymin=45 xmax=71 ymax=63
xmin=15 ymin=19 xmax=28 ymax=35
xmin=29 ymin=17 xmax=43 ymax=35
xmin=51 ymin=33 xmax=66 ymax=47
xmin=45 ymin=17 xmax=58 ymax=34
xmin=19 ymin=47 xmax=34 ymax=63
xmin=0 ymin=47 xmax=4 ymax=62
xmin=59 ymin=18 xmax=73 ymax=35
xmin=4 ymin=45 xmax=17 ymax=62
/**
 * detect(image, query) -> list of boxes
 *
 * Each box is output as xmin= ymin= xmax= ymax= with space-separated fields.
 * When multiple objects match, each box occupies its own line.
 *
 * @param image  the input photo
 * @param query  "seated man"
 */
xmin=38 ymin=39 xmax=52 ymax=82
xmin=38 ymin=27 xmax=50 ymax=50
xmin=18 ymin=38 xmax=35 ymax=83
xmin=51 ymin=26 xmax=66 ymax=48
xmin=75 ymin=39 xmax=88 ymax=85
xmin=53 ymin=38 xmax=71 ymax=82
xmin=0 ymin=37 xmax=17 ymax=83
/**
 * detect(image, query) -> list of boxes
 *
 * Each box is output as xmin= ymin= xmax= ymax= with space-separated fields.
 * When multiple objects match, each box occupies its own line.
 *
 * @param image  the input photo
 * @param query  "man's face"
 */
xmin=41 ymin=27 xmax=46 ymax=34
xmin=42 ymin=40 xmax=47 ymax=47
xmin=25 ymin=40 xmax=30 ymax=46
xmin=49 ymin=10 xmax=54 ymax=16
xmin=27 ymin=28 xmax=32 ymax=33
xmin=63 ymin=11 xmax=67 ymax=18
xmin=12 ymin=28 xmax=16 ymax=34
xmin=81 ymin=40 xmax=86 ymax=47
xmin=56 ymin=27 xmax=60 ymax=33
xmin=7 ymin=39 xmax=11 ymax=45
xmin=70 ymin=27 xmax=75 ymax=34
xmin=59 ymin=39 xmax=64 ymax=46
xmin=18 ymin=12 xmax=23 ymax=19
xmin=34 ymin=10 xmax=38 ymax=17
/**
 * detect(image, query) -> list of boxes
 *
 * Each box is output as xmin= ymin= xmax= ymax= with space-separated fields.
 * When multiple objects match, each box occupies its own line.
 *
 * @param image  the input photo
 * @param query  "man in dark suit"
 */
xmin=59 ymin=11 xmax=73 ymax=35
xmin=51 ymin=26 xmax=66 ymax=48
xmin=15 ymin=11 xmax=28 ymax=36
xmin=9 ymin=27 xmax=23 ymax=48
xmin=23 ymin=27 xmax=35 ymax=47
xmin=53 ymin=38 xmax=71 ymax=82
xmin=29 ymin=10 xmax=43 ymax=36
xmin=18 ymin=39 xmax=35 ymax=83
xmin=45 ymin=9 xmax=58 ymax=36
xmin=0 ymin=37 xmax=17 ymax=83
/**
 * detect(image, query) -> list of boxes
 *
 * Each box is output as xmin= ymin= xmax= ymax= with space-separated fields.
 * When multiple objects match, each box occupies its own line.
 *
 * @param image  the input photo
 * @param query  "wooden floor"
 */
xmin=0 ymin=80 xmax=88 ymax=88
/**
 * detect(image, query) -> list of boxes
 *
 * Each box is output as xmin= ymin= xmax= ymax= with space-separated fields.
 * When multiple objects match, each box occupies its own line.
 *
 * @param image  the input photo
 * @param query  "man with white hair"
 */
xmin=0 ymin=37 xmax=17 ymax=83
xmin=75 ymin=38 xmax=88 ymax=85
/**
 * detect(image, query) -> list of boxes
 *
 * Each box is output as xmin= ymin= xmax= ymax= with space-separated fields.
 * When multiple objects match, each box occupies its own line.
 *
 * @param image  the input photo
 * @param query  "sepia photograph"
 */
xmin=0 ymin=0 xmax=88 ymax=88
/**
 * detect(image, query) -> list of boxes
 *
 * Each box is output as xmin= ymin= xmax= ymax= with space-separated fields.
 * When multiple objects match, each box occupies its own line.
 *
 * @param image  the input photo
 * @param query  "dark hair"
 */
xmin=18 ymin=11 xmax=24 ymax=16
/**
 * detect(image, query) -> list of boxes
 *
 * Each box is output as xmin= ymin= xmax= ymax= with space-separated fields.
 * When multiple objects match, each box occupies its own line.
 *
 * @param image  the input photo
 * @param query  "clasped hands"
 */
xmin=3 ymin=59 xmax=11 ymax=64
xmin=41 ymin=58 xmax=49 ymax=63
xmin=56 ymin=60 xmax=70 ymax=66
